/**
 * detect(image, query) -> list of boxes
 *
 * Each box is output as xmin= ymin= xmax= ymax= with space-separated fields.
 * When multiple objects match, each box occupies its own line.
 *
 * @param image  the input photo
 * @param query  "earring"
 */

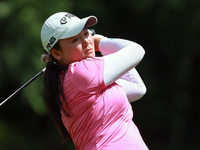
xmin=58 ymin=57 xmax=61 ymax=60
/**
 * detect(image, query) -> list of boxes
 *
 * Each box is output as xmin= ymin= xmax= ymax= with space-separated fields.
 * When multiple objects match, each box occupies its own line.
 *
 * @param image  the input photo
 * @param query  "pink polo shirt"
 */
xmin=61 ymin=57 xmax=148 ymax=150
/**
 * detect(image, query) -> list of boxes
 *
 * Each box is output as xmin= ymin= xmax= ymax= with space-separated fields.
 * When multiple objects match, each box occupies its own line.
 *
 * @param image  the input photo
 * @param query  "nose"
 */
xmin=82 ymin=37 xmax=89 ymax=47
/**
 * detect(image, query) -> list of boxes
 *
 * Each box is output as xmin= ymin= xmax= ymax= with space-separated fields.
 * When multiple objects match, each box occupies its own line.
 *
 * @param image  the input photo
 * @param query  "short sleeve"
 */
xmin=68 ymin=57 xmax=106 ymax=94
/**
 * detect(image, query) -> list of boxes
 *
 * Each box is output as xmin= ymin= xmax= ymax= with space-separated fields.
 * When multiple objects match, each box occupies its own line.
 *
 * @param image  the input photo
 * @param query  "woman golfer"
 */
xmin=41 ymin=12 xmax=148 ymax=150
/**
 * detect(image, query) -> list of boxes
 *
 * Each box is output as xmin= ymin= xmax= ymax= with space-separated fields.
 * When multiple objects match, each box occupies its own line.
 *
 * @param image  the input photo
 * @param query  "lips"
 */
xmin=85 ymin=48 xmax=93 ymax=53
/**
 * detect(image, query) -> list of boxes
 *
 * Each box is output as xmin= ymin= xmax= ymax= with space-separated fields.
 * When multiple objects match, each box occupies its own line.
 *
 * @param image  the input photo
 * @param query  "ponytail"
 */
xmin=44 ymin=59 xmax=71 ymax=142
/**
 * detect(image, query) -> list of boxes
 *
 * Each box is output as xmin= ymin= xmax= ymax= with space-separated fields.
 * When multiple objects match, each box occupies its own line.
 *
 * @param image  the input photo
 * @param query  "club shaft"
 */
xmin=0 ymin=68 xmax=46 ymax=107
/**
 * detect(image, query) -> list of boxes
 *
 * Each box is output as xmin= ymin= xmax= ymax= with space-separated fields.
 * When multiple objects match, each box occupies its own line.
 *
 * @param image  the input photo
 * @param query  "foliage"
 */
xmin=0 ymin=0 xmax=199 ymax=149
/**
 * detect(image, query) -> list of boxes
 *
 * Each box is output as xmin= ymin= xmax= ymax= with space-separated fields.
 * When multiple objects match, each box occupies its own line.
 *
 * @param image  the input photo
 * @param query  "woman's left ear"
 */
xmin=50 ymin=48 xmax=61 ymax=60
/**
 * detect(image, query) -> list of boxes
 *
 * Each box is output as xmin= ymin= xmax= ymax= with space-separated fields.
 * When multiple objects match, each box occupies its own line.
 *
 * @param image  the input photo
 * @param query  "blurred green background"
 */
xmin=0 ymin=0 xmax=199 ymax=149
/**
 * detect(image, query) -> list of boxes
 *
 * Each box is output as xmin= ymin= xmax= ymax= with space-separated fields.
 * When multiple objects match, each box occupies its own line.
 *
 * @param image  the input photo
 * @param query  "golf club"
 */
xmin=0 ymin=68 xmax=46 ymax=107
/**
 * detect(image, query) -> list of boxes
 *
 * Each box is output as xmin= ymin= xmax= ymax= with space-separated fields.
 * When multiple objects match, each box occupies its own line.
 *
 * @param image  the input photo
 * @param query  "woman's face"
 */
xmin=54 ymin=28 xmax=95 ymax=65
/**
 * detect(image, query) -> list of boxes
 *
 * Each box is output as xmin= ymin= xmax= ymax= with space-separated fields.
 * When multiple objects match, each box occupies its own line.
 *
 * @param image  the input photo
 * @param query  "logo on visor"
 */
xmin=46 ymin=36 xmax=56 ymax=50
xmin=60 ymin=13 xmax=76 ymax=24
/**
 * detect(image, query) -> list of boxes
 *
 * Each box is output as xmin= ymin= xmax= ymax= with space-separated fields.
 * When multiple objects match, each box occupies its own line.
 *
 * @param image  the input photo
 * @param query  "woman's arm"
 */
xmin=94 ymin=36 xmax=146 ymax=102
xmin=115 ymin=68 xmax=146 ymax=102
xmin=98 ymin=37 xmax=145 ymax=86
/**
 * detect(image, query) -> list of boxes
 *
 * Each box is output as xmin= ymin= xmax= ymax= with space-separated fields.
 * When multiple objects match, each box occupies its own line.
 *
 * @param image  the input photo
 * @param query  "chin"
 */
xmin=86 ymin=53 xmax=95 ymax=58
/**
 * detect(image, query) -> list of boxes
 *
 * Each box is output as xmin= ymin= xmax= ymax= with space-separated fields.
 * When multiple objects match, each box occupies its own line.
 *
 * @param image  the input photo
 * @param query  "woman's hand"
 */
xmin=93 ymin=34 xmax=106 ymax=52
xmin=94 ymin=36 xmax=102 ymax=52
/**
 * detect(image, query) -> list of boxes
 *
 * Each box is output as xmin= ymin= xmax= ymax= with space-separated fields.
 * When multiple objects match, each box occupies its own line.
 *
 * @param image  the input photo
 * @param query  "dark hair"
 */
xmin=44 ymin=42 xmax=72 ymax=143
